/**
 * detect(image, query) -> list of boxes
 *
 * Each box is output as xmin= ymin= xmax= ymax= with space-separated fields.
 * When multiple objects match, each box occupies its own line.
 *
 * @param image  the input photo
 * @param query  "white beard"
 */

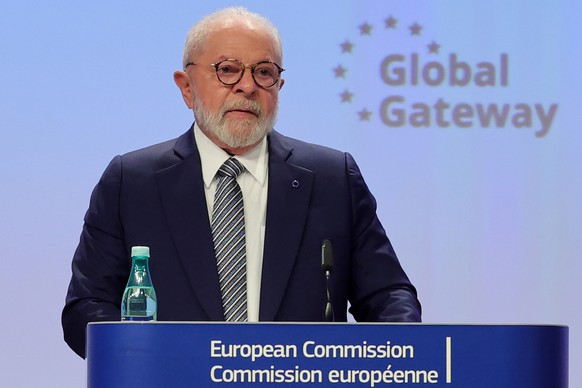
xmin=193 ymin=96 xmax=278 ymax=148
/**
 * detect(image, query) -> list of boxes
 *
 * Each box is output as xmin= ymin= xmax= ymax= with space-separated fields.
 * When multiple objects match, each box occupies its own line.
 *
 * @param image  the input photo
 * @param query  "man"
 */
xmin=62 ymin=7 xmax=421 ymax=359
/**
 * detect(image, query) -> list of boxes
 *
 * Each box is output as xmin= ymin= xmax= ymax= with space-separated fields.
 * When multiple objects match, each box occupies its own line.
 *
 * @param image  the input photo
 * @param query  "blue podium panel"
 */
xmin=87 ymin=323 xmax=567 ymax=388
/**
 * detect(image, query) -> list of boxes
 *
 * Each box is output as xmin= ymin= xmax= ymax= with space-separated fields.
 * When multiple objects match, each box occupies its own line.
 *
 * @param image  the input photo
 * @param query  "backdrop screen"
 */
xmin=1 ymin=1 xmax=579 ymax=386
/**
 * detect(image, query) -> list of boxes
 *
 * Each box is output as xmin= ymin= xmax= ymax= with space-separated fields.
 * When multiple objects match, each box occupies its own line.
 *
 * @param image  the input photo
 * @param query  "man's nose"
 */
xmin=233 ymin=67 xmax=258 ymax=95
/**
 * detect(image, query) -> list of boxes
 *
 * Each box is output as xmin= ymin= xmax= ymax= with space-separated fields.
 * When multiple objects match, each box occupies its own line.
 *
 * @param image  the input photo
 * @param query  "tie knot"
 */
xmin=218 ymin=158 xmax=245 ymax=179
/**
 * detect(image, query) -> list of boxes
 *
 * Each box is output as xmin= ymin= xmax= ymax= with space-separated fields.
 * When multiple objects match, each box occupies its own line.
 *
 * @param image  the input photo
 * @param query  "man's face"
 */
xmin=175 ymin=24 xmax=284 ymax=153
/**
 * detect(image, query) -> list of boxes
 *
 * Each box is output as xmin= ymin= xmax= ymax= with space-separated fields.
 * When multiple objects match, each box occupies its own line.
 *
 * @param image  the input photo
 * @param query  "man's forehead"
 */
xmin=202 ymin=25 xmax=280 ymax=60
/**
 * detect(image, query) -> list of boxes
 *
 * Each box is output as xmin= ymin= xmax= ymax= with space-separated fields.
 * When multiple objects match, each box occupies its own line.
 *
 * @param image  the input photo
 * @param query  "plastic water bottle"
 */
xmin=121 ymin=246 xmax=157 ymax=321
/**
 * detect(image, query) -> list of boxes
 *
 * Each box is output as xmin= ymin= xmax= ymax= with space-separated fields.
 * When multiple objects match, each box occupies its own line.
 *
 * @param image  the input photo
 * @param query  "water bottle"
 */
xmin=121 ymin=246 xmax=157 ymax=321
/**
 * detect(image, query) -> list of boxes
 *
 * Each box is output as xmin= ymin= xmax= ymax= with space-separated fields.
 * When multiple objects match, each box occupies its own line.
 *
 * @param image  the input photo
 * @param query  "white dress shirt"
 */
xmin=193 ymin=123 xmax=269 ymax=322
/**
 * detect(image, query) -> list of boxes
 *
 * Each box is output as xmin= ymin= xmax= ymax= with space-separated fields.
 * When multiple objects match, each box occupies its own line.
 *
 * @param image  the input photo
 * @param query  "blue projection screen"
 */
xmin=0 ymin=1 xmax=580 ymax=386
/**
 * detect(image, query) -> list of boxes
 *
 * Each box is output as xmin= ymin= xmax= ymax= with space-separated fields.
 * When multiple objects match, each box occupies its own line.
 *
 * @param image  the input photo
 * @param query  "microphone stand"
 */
xmin=321 ymin=239 xmax=334 ymax=322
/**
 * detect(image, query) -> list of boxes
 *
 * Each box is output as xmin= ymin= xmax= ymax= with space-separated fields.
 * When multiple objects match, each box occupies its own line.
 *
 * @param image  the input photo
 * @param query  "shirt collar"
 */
xmin=194 ymin=122 xmax=269 ymax=188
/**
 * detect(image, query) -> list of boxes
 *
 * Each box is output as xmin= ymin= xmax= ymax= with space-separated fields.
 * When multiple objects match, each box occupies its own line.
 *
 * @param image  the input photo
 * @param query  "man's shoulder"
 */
xmin=122 ymin=137 xmax=178 ymax=160
xmin=118 ymin=130 xmax=194 ymax=171
xmin=269 ymin=130 xmax=346 ymax=162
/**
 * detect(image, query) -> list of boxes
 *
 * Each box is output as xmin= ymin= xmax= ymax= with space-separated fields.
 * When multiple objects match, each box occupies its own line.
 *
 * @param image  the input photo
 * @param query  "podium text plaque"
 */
xmin=87 ymin=322 xmax=567 ymax=387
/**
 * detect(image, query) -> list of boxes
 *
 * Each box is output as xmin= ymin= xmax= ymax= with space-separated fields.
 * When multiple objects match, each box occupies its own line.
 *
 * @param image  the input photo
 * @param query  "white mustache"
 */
xmin=220 ymin=100 xmax=262 ymax=117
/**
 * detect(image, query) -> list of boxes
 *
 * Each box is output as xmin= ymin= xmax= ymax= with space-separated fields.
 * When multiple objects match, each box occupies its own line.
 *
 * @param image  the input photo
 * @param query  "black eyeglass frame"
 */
xmin=185 ymin=59 xmax=285 ymax=88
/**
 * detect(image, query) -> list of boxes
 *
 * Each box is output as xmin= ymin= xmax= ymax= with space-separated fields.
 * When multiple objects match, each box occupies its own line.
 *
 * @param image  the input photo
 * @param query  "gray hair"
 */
xmin=182 ymin=7 xmax=283 ymax=69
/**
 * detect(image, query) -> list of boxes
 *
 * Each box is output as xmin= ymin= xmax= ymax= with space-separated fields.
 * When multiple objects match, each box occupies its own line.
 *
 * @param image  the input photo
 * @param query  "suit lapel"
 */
xmin=154 ymin=129 xmax=314 ymax=321
xmin=260 ymin=132 xmax=314 ymax=320
xmin=154 ymin=130 xmax=224 ymax=320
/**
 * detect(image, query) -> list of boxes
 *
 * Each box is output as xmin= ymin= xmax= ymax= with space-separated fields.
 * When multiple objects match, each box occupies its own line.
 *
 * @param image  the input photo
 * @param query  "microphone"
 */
xmin=321 ymin=239 xmax=334 ymax=322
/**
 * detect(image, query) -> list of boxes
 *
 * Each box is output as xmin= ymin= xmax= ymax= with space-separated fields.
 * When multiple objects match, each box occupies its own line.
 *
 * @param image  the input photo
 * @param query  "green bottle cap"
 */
xmin=131 ymin=246 xmax=150 ymax=258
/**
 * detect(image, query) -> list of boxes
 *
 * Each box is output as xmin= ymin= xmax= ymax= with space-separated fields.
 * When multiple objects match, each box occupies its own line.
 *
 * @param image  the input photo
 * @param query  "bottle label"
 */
xmin=129 ymin=293 xmax=147 ymax=312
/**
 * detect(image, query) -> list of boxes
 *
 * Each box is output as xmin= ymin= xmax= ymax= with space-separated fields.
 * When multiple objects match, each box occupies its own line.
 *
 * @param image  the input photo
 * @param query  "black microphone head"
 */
xmin=321 ymin=239 xmax=333 ymax=272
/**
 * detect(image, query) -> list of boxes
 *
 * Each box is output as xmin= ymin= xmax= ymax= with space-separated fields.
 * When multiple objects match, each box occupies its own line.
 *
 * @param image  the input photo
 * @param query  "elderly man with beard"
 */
xmin=62 ymin=7 xmax=421 ymax=359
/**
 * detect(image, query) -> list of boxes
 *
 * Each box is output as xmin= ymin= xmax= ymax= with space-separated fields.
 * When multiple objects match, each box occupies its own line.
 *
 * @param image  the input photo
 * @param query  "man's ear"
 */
xmin=278 ymin=78 xmax=285 ymax=90
xmin=173 ymin=71 xmax=194 ymax=109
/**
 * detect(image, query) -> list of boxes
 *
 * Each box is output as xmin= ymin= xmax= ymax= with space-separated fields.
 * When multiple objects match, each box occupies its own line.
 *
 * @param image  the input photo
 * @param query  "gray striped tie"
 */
xmin=212 ymin=158 xmax=247 ymax=322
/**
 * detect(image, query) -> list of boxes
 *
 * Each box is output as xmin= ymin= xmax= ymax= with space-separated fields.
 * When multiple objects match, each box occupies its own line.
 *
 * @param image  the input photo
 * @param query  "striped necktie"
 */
xmin=211 ymin=158 xmax=247 ymax=322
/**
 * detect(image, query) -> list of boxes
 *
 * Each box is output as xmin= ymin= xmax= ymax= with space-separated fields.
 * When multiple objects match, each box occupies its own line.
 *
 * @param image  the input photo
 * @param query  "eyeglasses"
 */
xmin=185 ymin=59 xmax=285 ymax=88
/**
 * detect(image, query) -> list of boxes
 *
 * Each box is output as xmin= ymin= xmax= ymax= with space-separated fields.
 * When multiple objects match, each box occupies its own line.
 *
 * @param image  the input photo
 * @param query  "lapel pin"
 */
xmin=292 ymin=180 xmax=300 ymax=188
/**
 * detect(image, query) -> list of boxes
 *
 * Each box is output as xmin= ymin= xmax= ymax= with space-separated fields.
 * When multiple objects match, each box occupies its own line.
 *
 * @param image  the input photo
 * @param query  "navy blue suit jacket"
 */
xmin=62 ymin=127 xmax=421 ymax=358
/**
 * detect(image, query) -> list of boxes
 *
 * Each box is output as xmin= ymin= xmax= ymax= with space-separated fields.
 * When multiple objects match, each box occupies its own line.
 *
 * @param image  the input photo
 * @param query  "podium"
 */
xmin=87 ymin=322 xmax=567 ymax=387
